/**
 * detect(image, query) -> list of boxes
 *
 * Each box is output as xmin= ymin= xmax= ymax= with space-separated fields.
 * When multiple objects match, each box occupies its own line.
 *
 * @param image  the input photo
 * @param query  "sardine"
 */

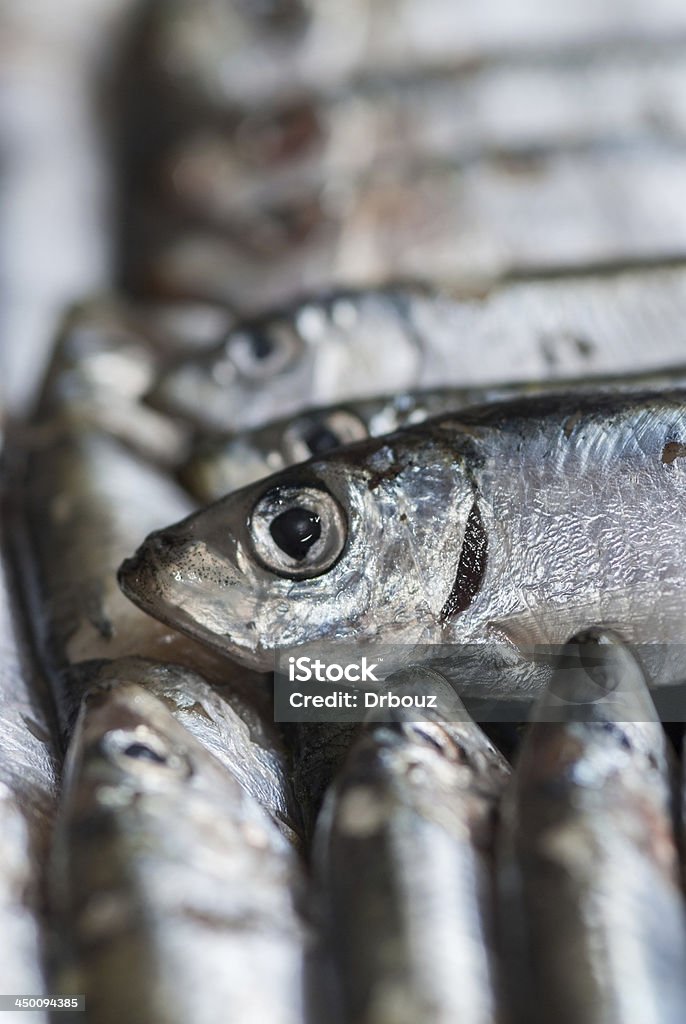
xmin=130 ymin=0 xmax=686 ymax=113
xmin=0 ymin=550 xmax=57 ymax=1012
xmin=16 ymin=422 xmax=262 ymax=730
xmin=17 ymin=356 xmax=295 ymax=832
xmin=180 ymin=366 xmax=686 ymax=502
xmin=51 ymin=681 xmax=308 ymax=1024
xmin=68 ymin=657 xmax=301 ymax=843
xmin=34 ymin=300 xmax=189 ymax=469
xmin=314 ymin=671 xmax=509 ymax=1024
xmin=120 ymin=390 xmax=686 ymax=700
xmin=498 ymin=629 xmax=686 ymax=1024
xmin=132 ymin=148 xmax=686 ymax=306
xmin=140 ymin=50 xmax=686 ymax=245
xmin=147 ymin=270 xmax=686 ymax=432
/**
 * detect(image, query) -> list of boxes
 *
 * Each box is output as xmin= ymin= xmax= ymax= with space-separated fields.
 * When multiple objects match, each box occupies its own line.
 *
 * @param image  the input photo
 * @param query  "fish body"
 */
xmin=51 ymin=681 xmax=308 ymax=1024
xmin=17 ymin=421 xmax=264 ymax=732
xmin=135 ymin=50 xmax=686 ymax=271
xmin=148 ymin=270 xmax=686 ymax=432
xmin=499 ymin=630 xmax=686 ymax=1024
xmin=121 ymin=390 xmax=686 ymax=700
xmin=69 ymin=657 xmax=301 ymax=843
xmin=0 ymin=551 xmax=56 ymax=1014
xmin=131 ymin=148 xmax=686 ymax=306
xmin=34 ymin=300 xmax=189 ymax=468
xmin=315 ymin=674 xmax=509 ymax=1024
xmin=181 ymin=366 xmax=686 ymax=502
xmin=133 ymin=0 xmax=686 ymax=113
xmin=125 ymin=0 xmax=686 ymax=306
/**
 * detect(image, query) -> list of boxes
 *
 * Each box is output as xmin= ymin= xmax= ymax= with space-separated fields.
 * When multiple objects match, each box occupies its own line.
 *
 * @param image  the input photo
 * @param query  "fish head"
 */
xmin=69 ymin=683 xmax=203 ymax=797
xmin=145 ymin=290 xmax=423 ymax=431
xmin=118 ymin=432 xmax=477 ymax=670
xmin=145 ymin=315 xmax=315 ymax=431
xmin=183 ymin=406 xmax=370 ymax=499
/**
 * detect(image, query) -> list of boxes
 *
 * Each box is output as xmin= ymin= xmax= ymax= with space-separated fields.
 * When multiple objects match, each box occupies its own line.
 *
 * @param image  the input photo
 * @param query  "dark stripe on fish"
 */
xmin=439 ymin=500 xmax=487 ymax=622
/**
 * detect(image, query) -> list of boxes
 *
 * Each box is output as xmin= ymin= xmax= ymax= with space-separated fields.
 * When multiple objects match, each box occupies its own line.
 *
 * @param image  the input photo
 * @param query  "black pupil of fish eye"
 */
xmin=250 ymin=331 xmax=275 ymax=360
xmin=303 ymin=424 xmax=340 ymax=455
xmin=122 ymin=742 xmax=167 ymax=764
xmin=269 ymin=507 xmax=322 ymax=561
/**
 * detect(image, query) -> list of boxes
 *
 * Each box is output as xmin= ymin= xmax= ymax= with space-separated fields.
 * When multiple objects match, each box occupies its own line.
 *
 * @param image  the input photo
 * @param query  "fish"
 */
xmin=50 ymin=681 xmax=308 ymax=1024
xmin=15 ymin=332 xmax=297 ymax=835
xmin=129 ymin=0 xmax=686 ymax=116
xmin=314 ymin=668 xmax=510 ymax=1024
xmin=498 ymin=628 xmax=686 ymax=1024
xmin=139 ymin=49 xmax=686 ymax=250
xmin=0 ymin=549 xmax=57 ymax=1013
xmin=130 ymin=147 xmax=686 ymax=307
xmin=120 ymin=389 xmax=686 ymax=702
xmin=180 ymin=366 xmax=686 ymax=502
xmin=146 ymin=269 xmax=686 ymax=433
xmin=15 ymin=421 xmax=267 ymax=733
xmin=33 ymin=299 xmax=190 ymax=469
xmin=67 ymin=657 xmax=301 ymax=843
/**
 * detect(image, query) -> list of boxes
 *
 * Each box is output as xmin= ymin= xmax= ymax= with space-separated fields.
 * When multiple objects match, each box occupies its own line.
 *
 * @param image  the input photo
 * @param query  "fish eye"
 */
xmin=122 ymin=742 xmax=167 ymax=764
xmin=100 ymin=727 xmax=190 ymax=778
xmin=227 ymin=321 xmax=303 ymax=379
xmin=250 ymin=484 xmax=346 ymax=578
xmin=284 ymin=410 xmax=368 ymax=463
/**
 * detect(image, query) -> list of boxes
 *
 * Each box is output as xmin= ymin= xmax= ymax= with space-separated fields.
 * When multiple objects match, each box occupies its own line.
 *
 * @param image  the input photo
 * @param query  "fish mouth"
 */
xmin=117 ymin=541 xmax=165 ymax=614
xmin=117 ymin=534 xmax=266 ymax=667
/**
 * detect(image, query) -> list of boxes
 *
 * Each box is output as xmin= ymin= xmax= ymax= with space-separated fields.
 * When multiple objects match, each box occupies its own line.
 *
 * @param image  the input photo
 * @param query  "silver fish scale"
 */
xmin=5 ymin=2 xmax=686 ymax=1023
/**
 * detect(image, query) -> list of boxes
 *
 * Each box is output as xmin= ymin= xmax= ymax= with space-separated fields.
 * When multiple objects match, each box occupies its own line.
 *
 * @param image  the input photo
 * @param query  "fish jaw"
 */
xmin=117 ymin=520 xmax=274 ymax=671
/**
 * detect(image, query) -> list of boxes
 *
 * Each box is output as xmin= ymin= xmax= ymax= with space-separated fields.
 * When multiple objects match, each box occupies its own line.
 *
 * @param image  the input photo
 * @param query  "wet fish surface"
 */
xmin=314 ymin=673 xmax=510 ymax=1024
xmin=126 ymin=47 xmax=686 ymax=296
xmin=120 ymin=389 xmax=686 ymax=700
xmin=121 ymin=2 xmax=686 ymax=302
xmin=180 ymin=366 xmax=686 ymax=502
xmin=33 ymin=299 xmax=194 ymax=467
xmin=67 ymin=657 xmax=301 ymax=842
xmin=128 ymin=147 xmax=686 ymax=306
xmin=499 ymin=629 xmax=686 ymax=1024
xmin=0 ymin=550 xmax=57 ymax=1014
xmin=11 ymin=299 xmax=276 ymax=709
xmin=51 ymin=681 xmax=308 ymax=1024
xmin=128 ymin=0 xmax=686 ymax=114
xmin=19 ymin=425 xmax=194 ymax=673
xmin=148 ymin=270 xmax=686 ymax=433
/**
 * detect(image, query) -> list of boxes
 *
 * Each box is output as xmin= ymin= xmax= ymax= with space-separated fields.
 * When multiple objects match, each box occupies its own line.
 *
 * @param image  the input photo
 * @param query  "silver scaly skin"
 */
xmin=314 ymin=672 xmax=510 ymax=1024
xmin=499 ymin=629 xmax=686 ymax=1024
xmin=14 ymin=311 xmax=271 ymax=731
xmin=0 ymin=553 xmax=56 ymax=1016
xmin=128 ymin=148 xmax=686 ymax=308
xmin=120 ymin=390 xmax=686 ymax=698
xmin=68 ymin=657 xmax=301 ymax=843
xmin=13 ymin=300 xmax=297 ymax=843
xmin=17 ymin=423 xmax=243 ymax=706
xmin=147 ymin=270 xmax=686 ymax=433
xmin=133 ymin=0 xmax=686 ymax=112
xmin=126 ymin=2 xmax=686 ymax=304
xmin=144 ymin=51 xmax=686 ymax=231
xmin=51 ymin=680 xmax=308 ymax=1024
xmin=181 ymin=367 xmax=686 ymax=503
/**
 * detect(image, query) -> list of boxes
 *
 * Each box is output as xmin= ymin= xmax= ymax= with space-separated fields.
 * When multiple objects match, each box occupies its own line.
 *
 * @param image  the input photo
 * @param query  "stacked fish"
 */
xmin=5 ymin=1 xmax=686 ymax=1021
